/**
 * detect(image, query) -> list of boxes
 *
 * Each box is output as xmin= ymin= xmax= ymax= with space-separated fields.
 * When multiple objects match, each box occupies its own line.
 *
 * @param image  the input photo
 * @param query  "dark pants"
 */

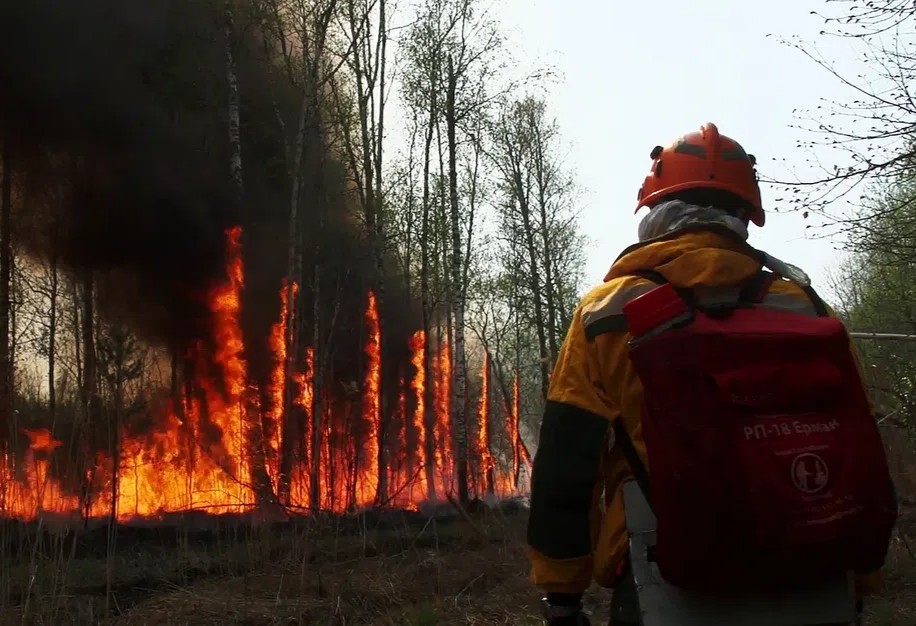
xmin=609 ymin=563 xmax=641 ymax=626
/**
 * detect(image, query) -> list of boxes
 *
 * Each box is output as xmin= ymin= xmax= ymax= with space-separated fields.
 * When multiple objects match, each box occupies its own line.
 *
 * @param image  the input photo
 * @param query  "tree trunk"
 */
xmin=225 ymin=5 xmax=244 ymax=200
xmin=0 ymin=140 xmax=11 ymax=448
xmin=513 ymin=263 xmax=525 ymax=486
xmin=515 ymin=174 xmax=550 ymax=398
xmin=532 ymin=124 xmax=560 ymax=361
xmin=105 ymin=337 xmax=124 ymax=616
xmin=373 ymin=0 xmax=389 ymax=509
xmin=445 ymin=55 xmax=469 ymax=505
xmin=47 ymin=252 xmax=58 ymax=422
xmin=278 ymin=45 xmax=311 ymax=507
xmin=310 ymin=224 xmax=323 ymax=511
xmin=80 ymin=272 xmax=97 ymax=523
xmin=535 ymin=204 xmax=560 ymax=363
xmin=226 ymin=5 xmax=273 ymax=505
xmin=420 ymin=95 xmax=437 ymax=503
xmin=344 ymin=0 xmax=388 ymax=506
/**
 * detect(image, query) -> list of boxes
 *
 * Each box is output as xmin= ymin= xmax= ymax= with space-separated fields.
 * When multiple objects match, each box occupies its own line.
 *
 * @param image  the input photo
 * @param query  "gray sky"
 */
xmin=492 ymin=0 xmax=866 ymax=296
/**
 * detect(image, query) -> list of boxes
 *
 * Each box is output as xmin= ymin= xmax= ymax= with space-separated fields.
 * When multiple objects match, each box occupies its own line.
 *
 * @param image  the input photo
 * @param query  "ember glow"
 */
xmin=0 ymin=227 xmax=527 ymax=522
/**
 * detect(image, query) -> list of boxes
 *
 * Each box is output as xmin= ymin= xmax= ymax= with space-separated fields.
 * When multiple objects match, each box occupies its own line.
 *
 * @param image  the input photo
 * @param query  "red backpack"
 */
xmin=613 ymin=268 xmax=898 ymax=594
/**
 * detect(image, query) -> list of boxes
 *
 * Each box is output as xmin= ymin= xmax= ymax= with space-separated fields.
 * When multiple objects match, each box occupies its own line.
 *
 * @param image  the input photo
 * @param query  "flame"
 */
xmin=512 ymin=372 xmax=531 ymax=492
xmin=358 ymin=290 xmax=381 ymax=506
xmin=291 ymin=346 xmax=314 ymax=509
xmin=393 ymin=374 xmax=409 ymax=506
xmin=408 ymin=330 xmax=428 ymax=502
xmin=433 ymin=339 xmax=452 ymax=497
xmin=267 ymin=278 xmax=297 ymax=491
xmin=0 ymin=227 xmax=530 ymax=522
xmin=476 ymin=352 xmax=492 ymax=496
xmin=508 ymin=372 xmax=521 ymax=490
xmin=23 ymin=428 xmax=62 ymax=454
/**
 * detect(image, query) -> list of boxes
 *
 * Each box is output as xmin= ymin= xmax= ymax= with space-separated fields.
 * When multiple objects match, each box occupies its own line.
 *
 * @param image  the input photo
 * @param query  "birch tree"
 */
xmin=399 ymin=0 xmax=452 ymax=501
xmin=489 ymin=96 xmax=585 ymax=399
xmin=332 ymin=0 xmax=392 ymax=504
xmin=441 ymin=0 xmax=505 ymax=504
xmin=260 ymin=0 xmax=340 ymax=508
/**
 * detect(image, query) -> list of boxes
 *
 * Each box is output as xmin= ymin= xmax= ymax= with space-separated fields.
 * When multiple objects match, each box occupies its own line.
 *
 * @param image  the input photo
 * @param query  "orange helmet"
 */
xmin=635 ymin=122 xmax=764 ymax=227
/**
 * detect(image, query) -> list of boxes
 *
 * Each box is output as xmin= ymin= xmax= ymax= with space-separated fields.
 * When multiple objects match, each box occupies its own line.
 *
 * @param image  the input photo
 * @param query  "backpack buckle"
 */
xmin=623 ymin=283 xmax=693 ymax=340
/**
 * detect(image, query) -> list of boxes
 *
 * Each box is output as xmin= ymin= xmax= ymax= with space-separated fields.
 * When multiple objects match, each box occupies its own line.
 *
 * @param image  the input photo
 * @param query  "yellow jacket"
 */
xmin=526 ymin=226 xmax=882 ymax=595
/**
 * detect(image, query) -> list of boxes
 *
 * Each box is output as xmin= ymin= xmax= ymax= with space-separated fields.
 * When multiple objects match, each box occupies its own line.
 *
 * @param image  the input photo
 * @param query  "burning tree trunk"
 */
xmin=373 ymin=0 xmax=389 ymax=508
xmin=419 ymin=99 xmax=437 ymax=502
xmin=310 ymin=245 xmax=323 ymax=510
xmin=476 ymin=351 xmax=492 ymax=497
xmin=279 ymin=0 xmax=337 ymax=508
xmin=79 ymin=271 xmax=97 ymax=523
xmin=340 ymin=0 xmax=391 ymax=506
xmin=169 ymin=347 xmax=185 ymax=430
xmin=278 ymin=70 xmax=309 ymax=506
xmin=401 ymin=4 xmax=444 ymax=502
xmin=224 ymin=6 xmax=273 ymax=506
xmin=0 ymin=140 xmax=11 ymax=446
xmin=361 ymin=290 xmax=381 ymax=506
xmin=512 ymin=371 xmax=522 ymax=488
xmin=445 ymin=54 xmax=469 ymax=505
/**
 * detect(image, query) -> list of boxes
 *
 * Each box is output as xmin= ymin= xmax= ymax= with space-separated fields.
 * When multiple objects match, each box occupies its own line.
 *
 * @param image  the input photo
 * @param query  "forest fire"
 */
xmin=0 ymin=228 xmax=528 ymax=523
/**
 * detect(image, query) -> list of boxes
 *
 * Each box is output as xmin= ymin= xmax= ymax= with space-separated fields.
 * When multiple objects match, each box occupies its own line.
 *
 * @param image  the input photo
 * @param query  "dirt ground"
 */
xmin=0 ymin=502 xmax=913 ymax=625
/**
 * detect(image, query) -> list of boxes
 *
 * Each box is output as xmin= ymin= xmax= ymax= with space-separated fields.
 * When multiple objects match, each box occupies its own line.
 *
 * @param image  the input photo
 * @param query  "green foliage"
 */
xmin=835 ymin=171 xmax=916 ymax=427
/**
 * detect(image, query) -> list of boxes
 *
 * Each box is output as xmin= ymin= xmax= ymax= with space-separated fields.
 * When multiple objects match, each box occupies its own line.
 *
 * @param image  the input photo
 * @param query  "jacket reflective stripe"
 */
xmin=582 ymin=281 xmax=822 ymax=341
xmin=581 ymin=282 xmax=656 ymax=337
xmin=759 ymin=292 xmax=821 ymax=316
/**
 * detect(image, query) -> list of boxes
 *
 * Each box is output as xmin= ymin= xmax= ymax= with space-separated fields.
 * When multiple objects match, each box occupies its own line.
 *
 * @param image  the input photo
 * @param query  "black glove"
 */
xmin=543 ymin=593 xmax=590 ymax=625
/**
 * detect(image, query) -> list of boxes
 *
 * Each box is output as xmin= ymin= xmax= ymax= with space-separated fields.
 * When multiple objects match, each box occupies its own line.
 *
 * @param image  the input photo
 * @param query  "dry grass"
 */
xmin=0 ymin=497 xmax=913 ymax=625
xmin=107 ymin=509 xmax=544 ymax=625
xmin=0 ymin=505 xmax=549 ymax=625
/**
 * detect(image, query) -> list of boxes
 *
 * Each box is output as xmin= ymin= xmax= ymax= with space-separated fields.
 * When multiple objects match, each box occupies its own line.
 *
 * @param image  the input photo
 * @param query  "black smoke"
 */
xmin=0 ymin=0 xmax=419 ymax=390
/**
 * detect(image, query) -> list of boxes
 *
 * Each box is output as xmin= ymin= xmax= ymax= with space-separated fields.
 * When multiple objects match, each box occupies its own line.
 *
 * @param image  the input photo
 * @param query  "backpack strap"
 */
xmin=630 ymin=269 xmax=668 ymax=285
xmin=613 ymin=269 xmax=828 ymax=516
xmin=630 ymin=270 xmax=697 ymax=307
xmin=639 ymin=267 xmax=829 ymax=316
xmin=747 ymin=246 xmax=831 ymax=317
xmin=740 ymin=268 xmax=830 ymax=317
xmin=802 ymin=285 xmax=830 ymax=317
xmin=613 ymin=419 xmax=655 ymax=514
xmin=737 ymin=269 xmax=777 ymax=305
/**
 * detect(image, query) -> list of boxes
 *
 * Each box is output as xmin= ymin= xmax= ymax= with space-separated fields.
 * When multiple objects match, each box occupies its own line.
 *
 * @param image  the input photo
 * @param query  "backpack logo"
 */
xmin=791 ymin=452 xmax=829 ymax=494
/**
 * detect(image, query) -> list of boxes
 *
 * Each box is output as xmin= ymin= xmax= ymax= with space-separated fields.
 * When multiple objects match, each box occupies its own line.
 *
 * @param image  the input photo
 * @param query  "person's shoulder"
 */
xmin=763 ymin=274 xmax=838 ymax=318
xmin=575 ymin=274 xmax=659 ymax=339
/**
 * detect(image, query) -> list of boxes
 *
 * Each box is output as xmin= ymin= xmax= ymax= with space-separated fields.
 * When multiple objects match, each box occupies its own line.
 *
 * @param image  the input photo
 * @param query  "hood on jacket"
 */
xmin=637 ymin=199 xmax=749 ymax=243
xmin=606 ymin=200 xmax=812 ymax=287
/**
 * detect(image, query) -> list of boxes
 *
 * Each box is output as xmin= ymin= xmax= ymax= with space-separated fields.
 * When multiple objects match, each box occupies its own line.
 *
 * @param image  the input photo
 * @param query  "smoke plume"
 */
xmin=0 ymin=0 xmax=417 ymax=385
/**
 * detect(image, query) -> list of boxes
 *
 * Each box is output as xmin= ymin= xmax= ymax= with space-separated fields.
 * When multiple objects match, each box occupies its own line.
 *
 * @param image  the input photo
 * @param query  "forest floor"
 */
xmin=0 ymin=501 xmax=913 ymax=625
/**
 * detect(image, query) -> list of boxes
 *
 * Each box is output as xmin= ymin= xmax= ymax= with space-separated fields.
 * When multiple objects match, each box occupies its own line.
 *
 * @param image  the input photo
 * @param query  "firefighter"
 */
xmin=527 ymin=123 xmax=881 ymax=625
